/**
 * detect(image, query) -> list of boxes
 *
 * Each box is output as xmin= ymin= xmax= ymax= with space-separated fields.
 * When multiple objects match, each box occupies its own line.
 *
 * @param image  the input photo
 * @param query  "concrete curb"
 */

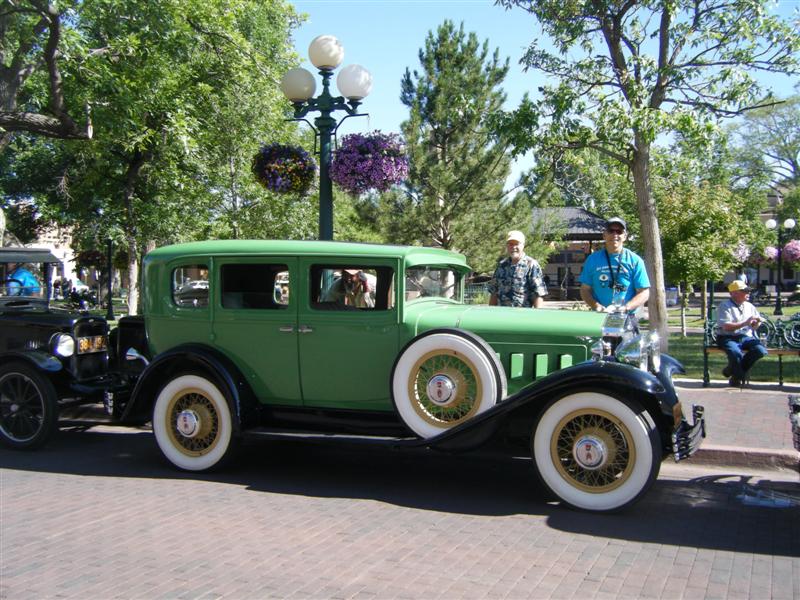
xmin=690 ymin=444 xmax=800 ymax=472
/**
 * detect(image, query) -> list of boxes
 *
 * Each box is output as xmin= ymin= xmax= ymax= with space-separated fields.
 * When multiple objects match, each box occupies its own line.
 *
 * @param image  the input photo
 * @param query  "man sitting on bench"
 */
xmin=716 ymin=280 xmax=768 ymax=386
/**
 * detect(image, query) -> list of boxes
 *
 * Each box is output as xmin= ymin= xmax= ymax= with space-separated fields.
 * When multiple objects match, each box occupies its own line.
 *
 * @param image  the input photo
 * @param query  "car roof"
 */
xmin=0 ymin=247 xmax=62 ymax=264
xmin=145 ymin=240 xmax=471 ymax=270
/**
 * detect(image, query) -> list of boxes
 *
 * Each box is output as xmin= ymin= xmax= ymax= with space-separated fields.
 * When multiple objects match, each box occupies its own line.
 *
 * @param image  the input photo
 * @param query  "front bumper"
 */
xmin=671 ymin=405 xmax=706 ymax=461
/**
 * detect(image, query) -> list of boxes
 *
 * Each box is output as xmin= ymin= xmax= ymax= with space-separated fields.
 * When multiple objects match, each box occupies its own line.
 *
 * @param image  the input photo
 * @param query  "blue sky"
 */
xmin=289 ymin=0 xmax=799 ymax=185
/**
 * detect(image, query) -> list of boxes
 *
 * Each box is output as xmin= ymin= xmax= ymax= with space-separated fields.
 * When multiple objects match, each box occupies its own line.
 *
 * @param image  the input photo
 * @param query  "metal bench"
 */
xmin=703 ymin=317 xmax=800 ymax=386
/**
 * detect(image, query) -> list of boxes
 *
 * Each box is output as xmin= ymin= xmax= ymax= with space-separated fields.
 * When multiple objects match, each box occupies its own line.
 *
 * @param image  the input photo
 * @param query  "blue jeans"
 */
xmin=717 ymin=335 xmax=768 ymax=380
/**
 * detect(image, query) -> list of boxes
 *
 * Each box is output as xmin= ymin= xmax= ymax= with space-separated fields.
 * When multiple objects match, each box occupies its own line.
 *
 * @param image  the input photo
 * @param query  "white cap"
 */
xmin=506 ymin=230 xmax=526 ymax=245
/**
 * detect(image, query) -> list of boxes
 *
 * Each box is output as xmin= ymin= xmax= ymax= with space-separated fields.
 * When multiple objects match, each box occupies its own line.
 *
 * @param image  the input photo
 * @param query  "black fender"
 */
xmin=417 ymin=356 xmax=683 ymax=453
xmin=120 ymin=344 xmax=259 ymax=431
xmin=0 ymin=350 xmax=63 ymax=373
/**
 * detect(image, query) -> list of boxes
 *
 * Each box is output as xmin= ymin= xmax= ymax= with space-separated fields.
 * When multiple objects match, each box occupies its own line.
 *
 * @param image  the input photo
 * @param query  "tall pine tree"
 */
xmin=396 ymin=20 xmax=520 ymax=273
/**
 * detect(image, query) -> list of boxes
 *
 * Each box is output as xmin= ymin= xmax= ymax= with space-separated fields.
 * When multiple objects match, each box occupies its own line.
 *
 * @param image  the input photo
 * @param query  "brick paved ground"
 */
xmin=1 ymin=427 xmax=798 ymax=600
xmin=676 ymin=379 xmax=799 ymax=453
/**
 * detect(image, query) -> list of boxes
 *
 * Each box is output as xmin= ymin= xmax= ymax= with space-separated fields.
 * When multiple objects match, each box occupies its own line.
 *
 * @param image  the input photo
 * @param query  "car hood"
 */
xmin=404 ymin=300 xmax=607 ymax=342
xmin=0 ymin=305 xmax=93 ymax=329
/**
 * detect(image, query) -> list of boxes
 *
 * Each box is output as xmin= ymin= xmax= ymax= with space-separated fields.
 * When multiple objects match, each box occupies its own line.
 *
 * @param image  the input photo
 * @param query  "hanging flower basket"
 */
xmin=330 ymin=131 xmax=409 ymax=196
xmin=783 ymin=240 xmax=800 ymax=264
xmin=252 ymin=143 xmax=316 ymax=196
xmin=751 ymin=246 xmax=779 ymax=265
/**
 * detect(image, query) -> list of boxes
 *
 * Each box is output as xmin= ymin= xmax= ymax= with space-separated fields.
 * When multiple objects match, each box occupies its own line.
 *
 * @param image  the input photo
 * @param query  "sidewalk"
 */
xmin=675 ymin=377 xmax=799 ymax=471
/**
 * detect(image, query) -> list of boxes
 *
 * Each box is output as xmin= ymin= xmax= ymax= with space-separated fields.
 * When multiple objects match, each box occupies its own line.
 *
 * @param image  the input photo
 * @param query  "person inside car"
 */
xmin=322 ymin=268 xmax=376 ymax=308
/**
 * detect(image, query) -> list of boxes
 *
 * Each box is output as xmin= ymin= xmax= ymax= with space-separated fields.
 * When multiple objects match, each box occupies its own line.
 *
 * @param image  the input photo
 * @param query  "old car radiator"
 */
xmin=72 ymin=320 xmax=109 ymax=380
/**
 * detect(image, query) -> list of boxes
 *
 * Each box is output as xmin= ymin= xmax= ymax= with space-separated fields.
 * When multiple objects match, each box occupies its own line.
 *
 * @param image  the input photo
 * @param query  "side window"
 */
xmin=172 ymin=264 xmax=209 ymax=308
xmin=310 ymin=265 xmax=394 ymax=311
xmin=221 ymin=263 xmax=289 ymax=310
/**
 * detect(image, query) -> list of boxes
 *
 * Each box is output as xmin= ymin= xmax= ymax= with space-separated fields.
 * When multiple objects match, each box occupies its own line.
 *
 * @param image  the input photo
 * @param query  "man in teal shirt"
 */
xmin=579 ymin=217 xmax=650 ymax=313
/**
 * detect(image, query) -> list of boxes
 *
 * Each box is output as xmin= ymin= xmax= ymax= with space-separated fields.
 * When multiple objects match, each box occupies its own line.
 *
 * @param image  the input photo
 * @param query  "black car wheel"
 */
xmin=0 ymin=362 xmax=59 ymax=449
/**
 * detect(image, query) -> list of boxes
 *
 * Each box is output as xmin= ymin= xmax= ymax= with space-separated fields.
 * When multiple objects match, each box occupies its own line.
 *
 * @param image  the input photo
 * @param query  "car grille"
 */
xmin=72 ymin=319 xmax=109 ymax=381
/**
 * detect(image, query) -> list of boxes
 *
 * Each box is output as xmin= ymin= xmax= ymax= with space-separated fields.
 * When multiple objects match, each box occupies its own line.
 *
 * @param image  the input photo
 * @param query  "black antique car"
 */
xmin=0 ymin=247 xmax=143 ymax=449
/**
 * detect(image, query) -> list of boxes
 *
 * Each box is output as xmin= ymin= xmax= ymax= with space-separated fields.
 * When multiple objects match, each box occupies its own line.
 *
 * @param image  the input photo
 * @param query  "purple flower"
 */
xmin=731 ymin=242 xmax=750 ymax=264
xmin=765 ymin=246 xmax=779 ymax=261
xmin=252 ymin=144 xmax=316 ymax=195
xmin=783 ymin=240 xmax=800 ymax=263
xmin=330 ymin=131 xmax=409 ymax=196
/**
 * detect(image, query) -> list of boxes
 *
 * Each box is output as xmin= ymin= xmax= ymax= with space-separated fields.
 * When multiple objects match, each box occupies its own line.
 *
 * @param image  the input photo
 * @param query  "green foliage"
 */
xmin=393 ymin=20 xmax=516 ymax=271
xmin=494 ymin=0 xmax=799 ymax=340
xmin=727 ymin=93 xmax=800 ymax=190
xmin=0 ymin=0 xmax=304 ymax=260
xmin=659 ymin=183 xmax=753 ymax=283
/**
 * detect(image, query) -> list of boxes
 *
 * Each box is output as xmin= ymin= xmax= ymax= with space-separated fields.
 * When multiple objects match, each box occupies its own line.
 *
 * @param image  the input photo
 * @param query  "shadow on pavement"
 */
xmin=2 ymin=426 xmax=798 ymax=557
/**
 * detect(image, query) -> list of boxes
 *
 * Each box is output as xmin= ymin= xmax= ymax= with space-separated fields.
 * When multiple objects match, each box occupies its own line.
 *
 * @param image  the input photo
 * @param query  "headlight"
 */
xmin=615 ymin=335 xmax=646 ymax=370
xmin=52 ymin=333 xmax=75 ymax=357
xmin=601 ymin=311 xmax=629 ymax=337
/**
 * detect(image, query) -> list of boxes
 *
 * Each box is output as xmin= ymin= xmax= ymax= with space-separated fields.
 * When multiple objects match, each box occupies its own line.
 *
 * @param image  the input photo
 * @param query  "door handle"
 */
xmin=298 ymin=325 xmax=313 ymax=334
xmin=279 ymin=326 xmax=294 ymax=333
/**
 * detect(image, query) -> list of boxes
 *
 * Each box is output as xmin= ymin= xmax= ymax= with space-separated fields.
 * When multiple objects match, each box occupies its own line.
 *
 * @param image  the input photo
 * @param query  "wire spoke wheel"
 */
xmin=532 ymin=392 xmax=660 ymax=512
xmin=409 ymin=350 xmax=480 ymax=425
xmin=166 ymin=390 xmax=221 ymax=456
xmin=153 ymin=374 xmax=234 ymax=471
xmin=392 ymin=330 xmax=505 ymax=439
xmin=551 ymin=409 xmax=635 ymax=493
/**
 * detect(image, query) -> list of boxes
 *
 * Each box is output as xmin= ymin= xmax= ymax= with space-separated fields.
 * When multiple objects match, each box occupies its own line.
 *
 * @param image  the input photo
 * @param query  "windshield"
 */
xmin=405 ymin=266 xmax=462 ymax=302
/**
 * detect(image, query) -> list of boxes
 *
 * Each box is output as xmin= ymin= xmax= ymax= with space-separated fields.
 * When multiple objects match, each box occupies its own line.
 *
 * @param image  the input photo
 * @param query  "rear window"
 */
xmin=172 ymin=265 xmax=209 ymax=308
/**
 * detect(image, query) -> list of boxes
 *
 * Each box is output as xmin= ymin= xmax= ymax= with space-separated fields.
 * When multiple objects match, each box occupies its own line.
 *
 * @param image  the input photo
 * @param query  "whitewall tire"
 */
xmin=532 ymin=392 xmax=660 ymax=512
xmin=392 ymin=330 xmax=505 ymax=439
xmin=153 ymin=374 xmax=234 ymax=471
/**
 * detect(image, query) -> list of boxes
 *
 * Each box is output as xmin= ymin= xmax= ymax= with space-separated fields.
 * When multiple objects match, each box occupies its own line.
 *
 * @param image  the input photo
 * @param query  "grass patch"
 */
xmin=667 ymin=332 xmax=800 ymax=383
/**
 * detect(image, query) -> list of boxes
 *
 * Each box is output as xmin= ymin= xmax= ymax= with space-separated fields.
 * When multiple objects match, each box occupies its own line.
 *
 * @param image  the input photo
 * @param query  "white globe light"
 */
xmin=337 ymin=64 xmax=373 ymax=101
xmin=280 ymin=68 xmax=316 ymax=101
xmin=309 ymin=35 xmax=344 ymax=70
xmin=784 ymin=218 xmax=796 ymax=230
xmin=766 ymin=218 xmax=777 ymax=230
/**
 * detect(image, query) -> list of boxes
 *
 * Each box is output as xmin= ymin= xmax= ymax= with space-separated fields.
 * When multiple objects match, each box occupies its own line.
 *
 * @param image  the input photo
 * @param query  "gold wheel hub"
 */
xmin=408 ymin=350 xmax=481 ymax=427
xmin=166 ymin=389 xmax=220 ymax=457
xmin=550 ymin=409 xmax=636 ymax=493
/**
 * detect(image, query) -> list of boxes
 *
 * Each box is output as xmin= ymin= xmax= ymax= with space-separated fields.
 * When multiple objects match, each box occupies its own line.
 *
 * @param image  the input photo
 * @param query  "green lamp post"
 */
xmin=280 ymin=35 xmax=373 ymax=241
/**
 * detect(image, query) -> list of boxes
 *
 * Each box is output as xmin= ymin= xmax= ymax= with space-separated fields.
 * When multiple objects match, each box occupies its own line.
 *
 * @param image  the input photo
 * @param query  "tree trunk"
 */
xmin=120 ymin=148 xmax=148 ymax=315
xmin=631 ymin=139 xmax=668 ymax=350
xmin=126 ymin=238 xmax=139 ymax=315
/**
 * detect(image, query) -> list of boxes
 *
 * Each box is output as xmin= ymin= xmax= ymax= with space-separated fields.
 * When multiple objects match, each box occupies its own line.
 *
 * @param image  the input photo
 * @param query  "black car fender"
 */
xmin=120 ymin=344 xmax=259 ymax=430
xmin=0 ymin=350 xmax=63 ymax=374
xmin=422 ymin=357 xmax=682 ymax=453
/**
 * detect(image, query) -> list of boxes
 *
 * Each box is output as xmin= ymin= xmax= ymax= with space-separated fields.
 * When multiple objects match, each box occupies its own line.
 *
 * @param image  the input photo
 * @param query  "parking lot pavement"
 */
xmin=1 ymin=427 xmax=799 ymax=600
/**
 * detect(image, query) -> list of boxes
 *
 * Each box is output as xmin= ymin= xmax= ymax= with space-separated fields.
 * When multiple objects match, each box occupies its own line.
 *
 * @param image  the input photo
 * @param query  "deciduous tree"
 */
xmin=496 ymin=0 xmax=799 ymax=347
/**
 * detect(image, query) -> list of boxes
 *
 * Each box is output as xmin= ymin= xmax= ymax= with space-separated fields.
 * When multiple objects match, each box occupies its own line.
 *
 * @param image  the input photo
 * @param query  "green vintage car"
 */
xmin=120 ymin=239 xmax=705 ymax=512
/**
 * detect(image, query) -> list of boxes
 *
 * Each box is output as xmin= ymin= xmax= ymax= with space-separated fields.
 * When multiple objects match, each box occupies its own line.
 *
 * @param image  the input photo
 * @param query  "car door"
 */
xmin=297 ymin=257 xmax=400 ymax=411
xmin=211 ymin=257 xmax=302 ymax=406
